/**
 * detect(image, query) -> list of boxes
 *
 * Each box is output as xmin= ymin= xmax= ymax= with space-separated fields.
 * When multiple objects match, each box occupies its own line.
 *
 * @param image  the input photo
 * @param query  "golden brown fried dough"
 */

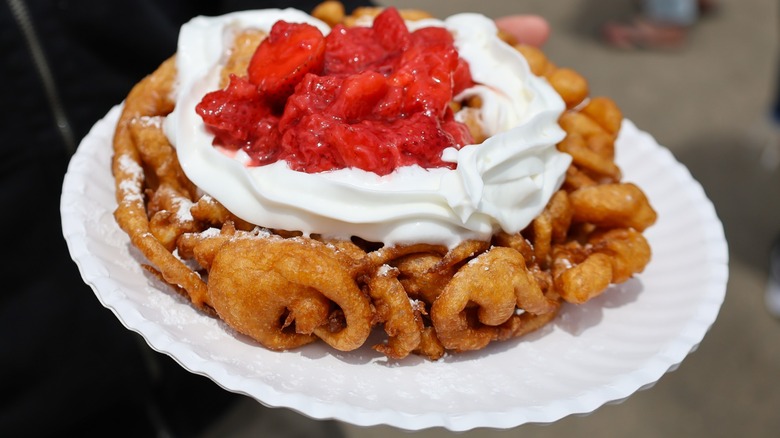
xmin=569 ymin=182 xmax=657 ymax=231
xmin=208 ymin=236 xmax=373 ymax=351
xmin=547 ymin=68 xmax=589 ymax=109
xmin=367 ymin=266 xmax=424 ymax=359
xmin=431 ymin=247 xmax=558 ymax=351
xmin=110 ymin=2 xmax=657 ymax=360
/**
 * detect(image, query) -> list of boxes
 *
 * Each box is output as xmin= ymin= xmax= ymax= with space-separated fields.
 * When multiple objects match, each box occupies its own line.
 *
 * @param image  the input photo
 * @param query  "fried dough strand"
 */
xmin=431 ymin=247 xmax=559 ymax=352
xmin=112 ymin=56 xmax=212 ymax=310
xmin=206 ymin=235 xmax=373 ymax=351
xmin=368 ymin=266 xmax=424 ymax=359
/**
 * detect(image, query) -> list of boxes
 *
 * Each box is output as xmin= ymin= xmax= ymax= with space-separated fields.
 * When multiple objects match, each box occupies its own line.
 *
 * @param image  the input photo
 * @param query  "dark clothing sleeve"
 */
xmin=0 ymin=1 xmax=372 ymax=436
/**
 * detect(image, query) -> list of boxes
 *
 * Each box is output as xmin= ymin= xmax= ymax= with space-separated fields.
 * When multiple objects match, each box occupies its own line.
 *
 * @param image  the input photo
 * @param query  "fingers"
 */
xmin=495 ymin=15 xmax=551 ymax=47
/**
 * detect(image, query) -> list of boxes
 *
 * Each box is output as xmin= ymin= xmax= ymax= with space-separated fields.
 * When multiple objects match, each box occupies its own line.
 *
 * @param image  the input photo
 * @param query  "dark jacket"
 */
xmin=0 ymin=1 xmax=369 ymax=436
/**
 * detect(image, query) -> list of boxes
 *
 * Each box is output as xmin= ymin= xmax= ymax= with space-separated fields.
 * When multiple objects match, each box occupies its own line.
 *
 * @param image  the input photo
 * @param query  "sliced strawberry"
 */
xmin=248 ymin=21 xmax=326 ymax=106
xmin=452 ymin=58 xmax=474 ymax=95
xmin=331 ymin=71 xmax=389 ymax=122
xmin=196 ymin=75 xmax=272 ymax=148
xmin=372 ymin=7 xmax=410 ymax=52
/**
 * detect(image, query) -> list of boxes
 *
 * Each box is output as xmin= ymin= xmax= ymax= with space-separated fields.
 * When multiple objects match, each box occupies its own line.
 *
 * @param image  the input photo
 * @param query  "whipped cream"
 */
xmin=164 ymin=8 xmax=570 ymax=248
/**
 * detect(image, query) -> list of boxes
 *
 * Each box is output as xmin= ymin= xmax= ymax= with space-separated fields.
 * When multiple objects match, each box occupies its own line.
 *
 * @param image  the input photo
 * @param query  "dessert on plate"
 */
xmin=111 ymin=2 xmax=656 ymax=360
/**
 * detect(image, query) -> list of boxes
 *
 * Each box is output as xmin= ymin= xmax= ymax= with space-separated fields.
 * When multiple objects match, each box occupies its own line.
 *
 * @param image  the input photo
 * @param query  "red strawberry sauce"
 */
xmin=196 ymin=7 xmax=475 ymax=176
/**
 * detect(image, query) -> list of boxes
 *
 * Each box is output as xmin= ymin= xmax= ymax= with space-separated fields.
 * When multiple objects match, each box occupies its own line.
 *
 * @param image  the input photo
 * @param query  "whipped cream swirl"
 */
xmin=164 ymin=9 xmax=570 ymax=248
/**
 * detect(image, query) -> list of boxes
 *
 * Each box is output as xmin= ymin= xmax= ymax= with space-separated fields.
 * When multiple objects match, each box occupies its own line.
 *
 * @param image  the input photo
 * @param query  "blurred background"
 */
xmin=202 ymin=1 xmax=780 ymax=436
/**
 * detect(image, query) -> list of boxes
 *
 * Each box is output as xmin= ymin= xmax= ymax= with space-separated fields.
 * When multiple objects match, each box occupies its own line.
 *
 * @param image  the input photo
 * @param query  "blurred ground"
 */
xmin=201 ymin=1 xmax=780 ymax=437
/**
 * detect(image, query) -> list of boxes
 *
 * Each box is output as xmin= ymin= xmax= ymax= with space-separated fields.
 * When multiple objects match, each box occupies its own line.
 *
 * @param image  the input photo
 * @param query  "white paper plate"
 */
xmin=61 ymin=104 xmax=728 ymax=431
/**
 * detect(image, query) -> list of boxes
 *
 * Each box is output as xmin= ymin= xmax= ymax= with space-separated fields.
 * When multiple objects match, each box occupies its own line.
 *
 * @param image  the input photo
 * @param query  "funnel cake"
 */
xmin=112 ymin=3 xmax=656 ymax=360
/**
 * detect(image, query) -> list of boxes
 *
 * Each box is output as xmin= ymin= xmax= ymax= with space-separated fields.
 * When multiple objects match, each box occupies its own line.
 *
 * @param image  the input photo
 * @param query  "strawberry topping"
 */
xmin=196 ymin=7 xmax=476 ymax=176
